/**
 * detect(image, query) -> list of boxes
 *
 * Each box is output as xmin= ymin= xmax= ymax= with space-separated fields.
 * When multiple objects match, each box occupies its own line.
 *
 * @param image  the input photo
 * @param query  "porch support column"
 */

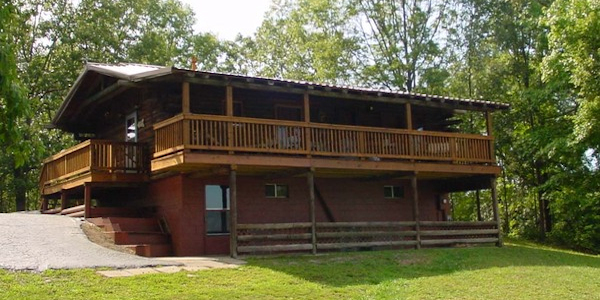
xmin=182 ymin=81 xmax=190 ymax=114
xmin=485 ymin=111 xmax=495 ymax=161
xmin=411 ymin=174 xmax=421 ymax=249
xmin=405 ymin=103 xmax=413 ymax=130
xmin=406 ymin=103 xmax=414 ymax=161
xmin=84 ymin=183 xmax=92 ymax=219
xmin=229 ymin=165 xmax=238 ymax=258
xmin=490 ymin=176 xmax=503 ymax=247
xmin=226 ymin=85 xmax=234 ymax=153
xmin=41 ymin=197 xmax=49 ymax=212
xmin=60 ymin=190 xmax=68 ymax=211
xmin=307 ymin=168 xmax=317 ymax=254
xmin=303 ymin=92 xmax=312 ymax=157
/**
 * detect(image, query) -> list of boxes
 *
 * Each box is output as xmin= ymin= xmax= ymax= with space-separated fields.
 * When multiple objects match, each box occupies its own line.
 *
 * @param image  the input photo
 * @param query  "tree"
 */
xmin=248 ymin=0 xmax=359 ymax=82
xmin=0 ymin=1 xmax=27 ymax=154
xmin=351 ymin=0 xmax=453 ymax=92
xmin=2 ymin=0 xmax=204 ymax=212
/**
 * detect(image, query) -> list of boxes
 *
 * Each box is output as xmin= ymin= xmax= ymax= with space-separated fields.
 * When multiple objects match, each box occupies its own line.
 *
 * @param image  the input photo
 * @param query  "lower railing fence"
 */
xmin=236 ymin=221 xmax=499 ymax=254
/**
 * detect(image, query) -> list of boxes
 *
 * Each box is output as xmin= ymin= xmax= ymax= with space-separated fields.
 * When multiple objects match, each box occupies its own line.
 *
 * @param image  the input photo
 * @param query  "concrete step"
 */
xmin=124 ymin=244 xmax=173 ymax=257
xmin=107 ymin=231 xmax=171 ymax=245
xmin=104 ymin=217 xmax=162 ymax=232
xmin=90 ymin=206 xmax=156 ymax=218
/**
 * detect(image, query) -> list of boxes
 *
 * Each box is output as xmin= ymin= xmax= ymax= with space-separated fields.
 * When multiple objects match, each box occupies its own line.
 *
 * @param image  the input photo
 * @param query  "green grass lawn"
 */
xmin=2 ymin=240 xmax=600 ymax=299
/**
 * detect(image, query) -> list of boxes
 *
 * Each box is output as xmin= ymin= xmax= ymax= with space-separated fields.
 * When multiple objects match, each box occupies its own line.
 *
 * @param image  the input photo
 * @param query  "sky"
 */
xmin=179 ymin=0 xmax=273 ymax=40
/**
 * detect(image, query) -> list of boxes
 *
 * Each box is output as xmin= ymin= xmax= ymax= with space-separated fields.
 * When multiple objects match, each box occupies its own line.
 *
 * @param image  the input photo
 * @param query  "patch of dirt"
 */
xmin=81 ymin=222 xmax=135 ymax=255
xmin=393 ymin=253 xmax=430 ymax=266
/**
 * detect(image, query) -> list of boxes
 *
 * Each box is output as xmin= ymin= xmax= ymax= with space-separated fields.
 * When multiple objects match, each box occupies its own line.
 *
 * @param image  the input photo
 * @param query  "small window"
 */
xmin=265 ymin=184 xmax=289 ymax=198
xmin=384 ymin=186 xmax=404 ymax=199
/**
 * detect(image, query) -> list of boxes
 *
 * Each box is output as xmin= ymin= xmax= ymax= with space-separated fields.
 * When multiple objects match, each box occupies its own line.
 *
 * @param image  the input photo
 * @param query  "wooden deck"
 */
xmin=39 ymin=140 xmax=148 ymax=195
xmin=152 ymin=113 xmax=497 ymax=174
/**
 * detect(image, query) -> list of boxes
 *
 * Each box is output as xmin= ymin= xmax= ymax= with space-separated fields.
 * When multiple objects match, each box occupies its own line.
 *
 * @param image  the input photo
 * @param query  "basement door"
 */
xmin=205 ymin=185 xmax=230 ymax=234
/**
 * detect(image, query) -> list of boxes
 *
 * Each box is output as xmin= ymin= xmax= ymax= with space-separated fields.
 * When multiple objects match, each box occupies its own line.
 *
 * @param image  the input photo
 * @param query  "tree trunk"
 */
xmin=544 ymin=199 xmax=551 ymax=232
xmin=13 ymin=167 xmax=27 ymax=211
xmin=538 ymin=190 xmax=546 ymax=238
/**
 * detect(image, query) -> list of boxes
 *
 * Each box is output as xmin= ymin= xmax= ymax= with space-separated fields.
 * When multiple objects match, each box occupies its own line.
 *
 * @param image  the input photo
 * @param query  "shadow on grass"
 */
xmin=244 ymin=241 xmax=600 ymax=287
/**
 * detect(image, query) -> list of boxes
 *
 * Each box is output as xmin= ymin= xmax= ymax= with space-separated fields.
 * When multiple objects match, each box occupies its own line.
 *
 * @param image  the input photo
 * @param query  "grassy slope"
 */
xmin=1 ymin=240 xmax=599 ymax=299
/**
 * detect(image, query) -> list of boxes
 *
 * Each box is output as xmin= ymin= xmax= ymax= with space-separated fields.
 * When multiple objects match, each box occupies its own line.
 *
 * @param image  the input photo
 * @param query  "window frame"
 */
xmin=384 ymin=185 xmax=404 ymax=199
xmin=265 ymin=183 xmax=289 ymax=198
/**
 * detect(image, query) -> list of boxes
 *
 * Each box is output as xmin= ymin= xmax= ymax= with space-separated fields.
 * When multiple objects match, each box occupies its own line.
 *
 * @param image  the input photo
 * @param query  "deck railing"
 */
xmin=39 ymin=140 xmax=147 ymax=188
xmin=154 ymin=114 xmax=494 ymax=164
xmin=236 ymin=221 xmax=499 ymax=254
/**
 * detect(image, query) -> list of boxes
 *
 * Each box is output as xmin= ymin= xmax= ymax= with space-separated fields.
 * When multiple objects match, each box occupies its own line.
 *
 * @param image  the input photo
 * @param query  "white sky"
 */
xmin=180 ymin=0 xmax=273 ymax=40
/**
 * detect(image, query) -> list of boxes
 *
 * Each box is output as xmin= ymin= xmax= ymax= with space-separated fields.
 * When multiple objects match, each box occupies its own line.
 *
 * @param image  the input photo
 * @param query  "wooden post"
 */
xmin=411 ymin=174 xmax=421 ymax=249
xmin=84 ymin=184 xmax=92 ymax=218
xmin=41 ymin=197 xmax=49 ymax=212
xmin=229 ymin=166 xmax=238 ymax=258
xmin=476 ymin=189 xmax=482 ymax=221
xmin=182 ymin=81 xmax=190 ymax=114
xmin=490 ymin=176 xmax=503 ymax=247
xmin=226 ymin=85 xmax=234 ymax=153
xmin=307 ymin=169 xmax=317 ymax=254
xmin=60 ymin=190 xmax=67 ymax=211
xmin=406 ymin=103 xmax=414 ymax=160
xmin=303 ymin=92 xmax=312 ymax=156
xmin=405 ymin=103 xmax=413 ymax=130
xmin=485 ymin=111 xmax=495 ymax=161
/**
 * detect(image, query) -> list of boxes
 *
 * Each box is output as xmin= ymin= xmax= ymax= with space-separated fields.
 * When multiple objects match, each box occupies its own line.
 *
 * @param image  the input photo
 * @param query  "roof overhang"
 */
xmin=52 ymin=63 xmax=174 ymax=127
xmin=52 ymin=62 xmax=510 ymax=131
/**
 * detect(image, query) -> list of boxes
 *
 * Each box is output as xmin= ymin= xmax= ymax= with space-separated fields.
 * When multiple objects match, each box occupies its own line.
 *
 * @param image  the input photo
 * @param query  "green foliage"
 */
xmin=248 ymin=0 xmax=359 ymax=82
xmin=0 ymin=1 xmax=28 ymax=162
xmin=544 ymin=0 xmax=600 ymax=148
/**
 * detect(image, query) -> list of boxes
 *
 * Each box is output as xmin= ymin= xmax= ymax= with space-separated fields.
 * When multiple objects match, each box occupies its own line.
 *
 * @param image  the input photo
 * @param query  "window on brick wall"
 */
xmin=205 ymin=185 xmax=230 ymax=234
xmin=265 ymin=184 xmax=289 ymax=198
xmin=384 ymin=186 xmax=404 ymax=199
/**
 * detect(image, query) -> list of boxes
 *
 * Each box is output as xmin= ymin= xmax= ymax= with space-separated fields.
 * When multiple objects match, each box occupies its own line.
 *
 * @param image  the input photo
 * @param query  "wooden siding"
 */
xmin=154 ymin=113 xmax=494 ymax=164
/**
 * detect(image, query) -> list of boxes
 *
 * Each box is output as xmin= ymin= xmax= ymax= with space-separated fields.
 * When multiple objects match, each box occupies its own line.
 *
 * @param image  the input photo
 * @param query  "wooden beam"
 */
xmin=167 ymin=152 xmax=502 ymax=175
xmin=229 ymin=166 xmax=238 ymax=258
xmin=182 ymin=81 xmax=190 ymax=114
xmin=74 ymin=80 xmax=129 ymax=117
xmin=226 ymin=85 xmax=234 ymax=154
xmin=84 ymin=183 xmax=91 ymax=218
xmin=226 ymin=85 xmax=233 ymax=116
xmin=486 ymin=111 xmax=495 ymax=160
xmin=490 ymin=176 xmax=503 ymax=247
xmin=362 ymin=171 xmax=413 ymax=181
xmin=405 ymin=103 xmax=413 ymax=130
xmin=60 ymin=190 xmax=68 ymax=210
xmin=303 ymin=92 xmax=312 ymax=157
xmin=263 ymin=168 xmax=308 ymax=180
xmin=41 ymin=197 xmax=49 ymax=212
xmin=411 ymin=174 xmax=421 ymax=249
xmin=307 ymin=169 xmax=317 ymax=254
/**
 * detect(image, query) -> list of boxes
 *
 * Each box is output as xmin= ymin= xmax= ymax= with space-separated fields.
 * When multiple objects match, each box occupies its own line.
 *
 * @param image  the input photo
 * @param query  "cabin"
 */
xmin=39 ymin=62 xmax=509 ymax=257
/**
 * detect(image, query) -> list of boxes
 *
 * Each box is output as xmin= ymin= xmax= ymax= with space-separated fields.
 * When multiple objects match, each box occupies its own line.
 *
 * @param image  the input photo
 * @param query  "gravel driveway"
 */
xmin=0 ymin=212 xmax=177 ymax=272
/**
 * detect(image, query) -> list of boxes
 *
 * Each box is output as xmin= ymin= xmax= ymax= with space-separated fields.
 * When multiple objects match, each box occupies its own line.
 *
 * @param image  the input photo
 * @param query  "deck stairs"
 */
xmin=87 ymin=217 xmax=173 ymax=257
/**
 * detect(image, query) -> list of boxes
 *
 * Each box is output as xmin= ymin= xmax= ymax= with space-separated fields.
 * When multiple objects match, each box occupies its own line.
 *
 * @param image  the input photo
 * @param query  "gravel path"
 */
xmin=0 ymin=212 xmax=177 ymax=272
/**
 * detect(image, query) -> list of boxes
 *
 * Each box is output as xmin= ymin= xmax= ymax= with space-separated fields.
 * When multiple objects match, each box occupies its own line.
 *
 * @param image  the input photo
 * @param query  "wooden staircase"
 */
xmin=88 ymin=217 xmax=173 ymax=257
